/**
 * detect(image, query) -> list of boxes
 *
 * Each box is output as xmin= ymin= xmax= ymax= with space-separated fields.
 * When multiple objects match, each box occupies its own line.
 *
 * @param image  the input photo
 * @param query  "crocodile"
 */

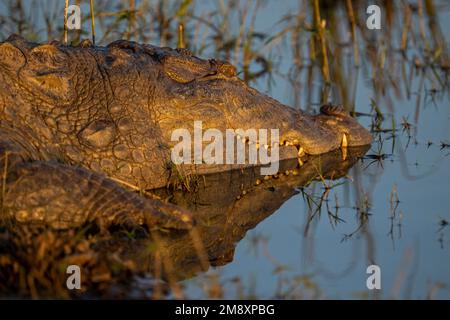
xmin=0 ymin=34 xmax=372 ymax=231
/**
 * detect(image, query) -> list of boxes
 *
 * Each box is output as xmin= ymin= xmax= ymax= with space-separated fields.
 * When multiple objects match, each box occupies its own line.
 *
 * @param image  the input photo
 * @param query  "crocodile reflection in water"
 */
xmin=105 ymin=146 xmax=369 ymax=281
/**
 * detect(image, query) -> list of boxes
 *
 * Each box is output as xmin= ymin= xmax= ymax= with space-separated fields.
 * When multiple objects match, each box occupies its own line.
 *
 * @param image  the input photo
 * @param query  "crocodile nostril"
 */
xmin=105 ymin=55 xmax=115 ymax=66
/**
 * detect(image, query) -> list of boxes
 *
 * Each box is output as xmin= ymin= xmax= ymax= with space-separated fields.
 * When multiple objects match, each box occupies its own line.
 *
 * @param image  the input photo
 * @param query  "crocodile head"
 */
xmin=159 ymin=71 xmax=373 ymax=155
xmin=0 ymin=35 xmax=372 ymax=189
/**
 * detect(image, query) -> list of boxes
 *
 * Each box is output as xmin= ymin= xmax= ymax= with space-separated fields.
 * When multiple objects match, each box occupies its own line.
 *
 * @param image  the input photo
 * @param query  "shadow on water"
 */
xmin=0 ymin=147 xmax=369 ymax=298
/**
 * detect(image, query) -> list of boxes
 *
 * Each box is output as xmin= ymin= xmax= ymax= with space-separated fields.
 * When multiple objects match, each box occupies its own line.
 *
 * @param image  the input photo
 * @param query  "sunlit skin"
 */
xmin=0 ymin=35 xmax=371 ymax=231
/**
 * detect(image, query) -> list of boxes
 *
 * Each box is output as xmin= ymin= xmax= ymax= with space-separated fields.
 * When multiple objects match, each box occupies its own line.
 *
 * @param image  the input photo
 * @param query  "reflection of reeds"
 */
xmin=345 ymin=0 xmax=359 ymax=66
xmin=312 ymin=0 xmax=330 ymax=84
xmin=150 ymin=230 xmax=184 ymax=299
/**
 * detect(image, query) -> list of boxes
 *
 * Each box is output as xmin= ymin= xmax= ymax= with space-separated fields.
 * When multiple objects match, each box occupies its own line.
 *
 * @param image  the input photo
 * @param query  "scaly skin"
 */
xmin=0 ymin=35 xmax=372 ymax=230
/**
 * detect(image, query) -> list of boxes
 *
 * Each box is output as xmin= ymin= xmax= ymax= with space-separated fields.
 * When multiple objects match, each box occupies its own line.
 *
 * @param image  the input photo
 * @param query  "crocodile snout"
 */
xmin=271 ymin=104 xmax=371 ymax=157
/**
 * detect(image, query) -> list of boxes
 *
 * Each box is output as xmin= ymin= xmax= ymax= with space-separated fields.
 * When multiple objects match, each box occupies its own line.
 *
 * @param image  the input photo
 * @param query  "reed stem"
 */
xmin=90 ymin=0 xmax=96 ymax=45
xmin=64 ymin=0 xmax=69 ymax=44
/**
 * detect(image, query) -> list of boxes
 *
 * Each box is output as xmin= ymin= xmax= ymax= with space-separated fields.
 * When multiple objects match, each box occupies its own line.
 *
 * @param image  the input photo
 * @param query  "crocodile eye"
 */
xmin=163 ymin=55 xmax=214 ymax=83
xmin=30 ymin=44 xmax=66 ymax=66
xmin=34 ymin=73 xmax=67 ymax=90
xmin=29 ymin=71 xmax=71 ymax=100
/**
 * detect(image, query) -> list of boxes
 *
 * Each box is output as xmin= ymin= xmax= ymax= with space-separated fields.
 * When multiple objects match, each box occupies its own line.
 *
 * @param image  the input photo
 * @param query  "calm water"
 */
xmin=1 ymin=0 xmax=449 ymax=299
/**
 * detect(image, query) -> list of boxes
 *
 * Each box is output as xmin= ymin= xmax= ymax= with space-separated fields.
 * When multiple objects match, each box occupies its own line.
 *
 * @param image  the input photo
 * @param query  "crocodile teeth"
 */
xmin=298 ymin=147 xmax=305 ymax=157
xmin=285 ymin=141 xmax=292 ymax=146
xmin=341 ymin=133 xmax=348 ymax=148
xmin=264 ymin=144 xmax=269 ymax=150
xmin=298 ymin=158 xmax=304 ymax=166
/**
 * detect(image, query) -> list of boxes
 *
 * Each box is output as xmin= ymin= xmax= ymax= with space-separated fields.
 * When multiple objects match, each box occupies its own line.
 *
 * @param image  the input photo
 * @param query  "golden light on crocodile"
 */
xmin=341 ymin=134 xmax=348 ymax=160
xmin=341 ymin=133 xmax=348 ymax=148
xmin=0 ymin=35 xmax=373 ymax=235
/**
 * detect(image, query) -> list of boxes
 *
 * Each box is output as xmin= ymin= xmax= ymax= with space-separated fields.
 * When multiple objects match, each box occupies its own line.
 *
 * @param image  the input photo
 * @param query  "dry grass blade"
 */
xmin=90 ymin=0 xmax=96 ymax=45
